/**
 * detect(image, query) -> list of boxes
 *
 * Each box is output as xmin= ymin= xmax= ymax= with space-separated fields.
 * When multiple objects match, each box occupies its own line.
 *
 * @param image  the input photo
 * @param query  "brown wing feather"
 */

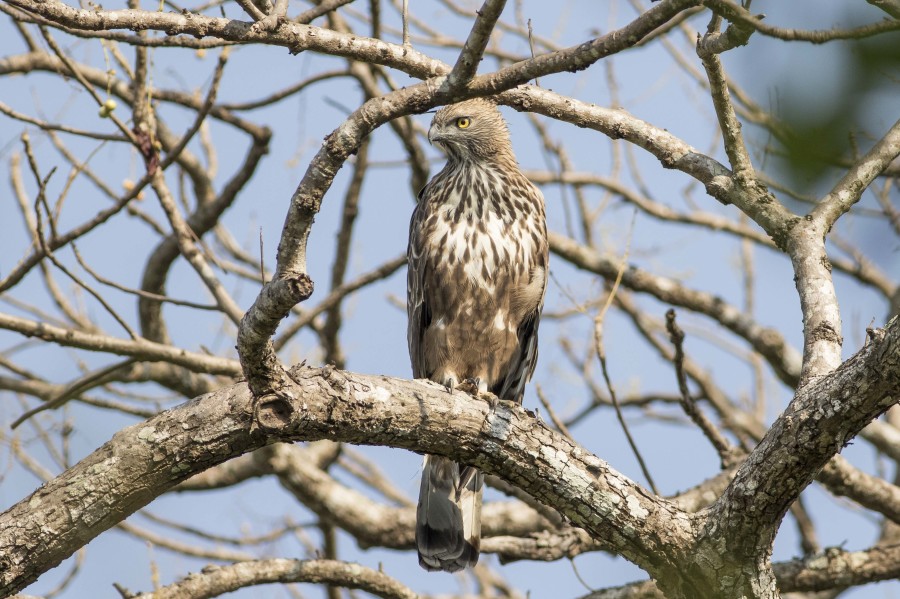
xmin=407 ymin=194 xmax=430 ymax=379
xmin=497 ymin=304 xmax=543 ymax=403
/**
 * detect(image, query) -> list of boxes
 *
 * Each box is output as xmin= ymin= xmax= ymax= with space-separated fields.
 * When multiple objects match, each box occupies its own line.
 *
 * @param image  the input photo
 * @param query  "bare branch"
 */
xmin=445 ymin=0 xmax=507 ymax=92
xmin=712 ymin=319 xmax=900 ymax=559
xmin=550 ymin=232 xmax=803 ymax=386
xmin=0 ymin=312 xmax=241 ymax=376
xmin=696 ymin=18 xmax=756 ymax=180
xmin=665 ymin=309 xmax=736 ymax=467
xmin=811 ymin=117 xmax=900 ymax=230
xmin=132 ymin=559 xmax=418 ymax=599
xmin=0 ymin=367 xmax=691 ymax=595
xmin=703 ymin=0 xmax=900 ymax=42
xmin=3 ymin=317 xmax=897 ymax=595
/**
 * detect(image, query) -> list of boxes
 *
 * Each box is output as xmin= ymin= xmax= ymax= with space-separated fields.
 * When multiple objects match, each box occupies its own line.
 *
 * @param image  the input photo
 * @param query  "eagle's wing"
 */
xmin=407 ymin=191 xmax=431 ymax=379
xmin=497 ymin=290 xmax=544 ymax=404
xmin=497 ymin=188 xmax=548 ymax=404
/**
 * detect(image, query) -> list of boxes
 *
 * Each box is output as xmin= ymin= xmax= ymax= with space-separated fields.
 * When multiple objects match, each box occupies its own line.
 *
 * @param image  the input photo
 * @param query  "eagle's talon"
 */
xmin=443 ymin=376 xmax=458 ymax=394
xmin=457 ymin=377 xmax=482 ymax=396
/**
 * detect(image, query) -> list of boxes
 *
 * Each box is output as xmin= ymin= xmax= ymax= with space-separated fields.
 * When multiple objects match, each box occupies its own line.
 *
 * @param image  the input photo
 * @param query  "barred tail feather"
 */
xmin=416 ymin=455 xmax=483 ymax=572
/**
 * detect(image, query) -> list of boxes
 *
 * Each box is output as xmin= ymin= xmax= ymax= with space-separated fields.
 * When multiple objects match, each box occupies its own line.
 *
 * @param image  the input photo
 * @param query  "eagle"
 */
xmin=407 ymin=98 xmax=549 ymax=572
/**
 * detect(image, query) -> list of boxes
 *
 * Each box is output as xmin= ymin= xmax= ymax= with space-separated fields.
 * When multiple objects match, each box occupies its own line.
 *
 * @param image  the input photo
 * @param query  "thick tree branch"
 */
xmin=817 ymin=455 xmax=900 ymax=524
xmin=4 ymin=0 xmax=700 ymax=90
xmin=267 ymin=443 xmax=550 ymax=549
xmin=465 ymin=0 xmax=700 ymax=96
xmin=775 ymin=543 xmax=900 ymax=592
xmin=0 ymin=368 xmax=688 ymax=596
xmin=783 ymin=118 xmax=900 ymax=384
xmin=2 ymin=316 xmax=898 ymax=596
xmin=501 ymin=85 xmax=804 ymax=252
xmin=3 ymin=3 xmax=897 ymax=597
xmin=709 ymin=318 xmax=900 ymax=572
xmin=3 ymin=0 xmax=444 ymax=79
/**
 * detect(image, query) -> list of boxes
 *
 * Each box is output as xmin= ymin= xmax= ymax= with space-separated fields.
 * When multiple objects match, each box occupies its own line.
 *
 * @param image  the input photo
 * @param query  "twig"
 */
xmin=321 ymin=137 xmax=371 ymax=368
xmin=338 ymin=447 xmax=414 ymax=507
xmin=0 ymin=311 xmax=241 ymax=375
xmin=258 ymin=228 xmax=266 ymax=285
xmin=0 ymin=101 xmax=127 ymax=142
xmin=70 ymin=243 xmax=219 ymax=311
xmin=11 ymin=359 xmax=139 ymax=429
xmin=789 ymin=498 xmax=820 ymax=555
xmin=401 ymin=0 xmax=409 ymax=47
xmin=233 ymin=0 xmax=266 ymax=21
xmin=665 ymin=309 xmax=736 ymax=467
xmin=527 ymin=19 xmax=540 ymax=86
xmin=116 ymin=521 xmax=256 ymax=562
xmin=594 ymin=319 xmax=658 ymax=495
xmin=274 ymin=255 xmax=405 ymax=351
xmin=874 ymin=177 xmax=900 ymax=235
xmin=535 ymin=383 xmax=573 ymax=440
xmin=320 ymin=523 xmax=341 ymax=599
xmin=219 ymin=70 xmax=349 ymax=111
xmin=296 ymin=0 xmax=358 ymax=24
xmin=156 ymin=47 xmax=232 ymax=175
xmin=37 ymin=27 xmax=139 ymax=146
xmin=152 ymin=174 xmax=244 ymax=325
xmin=25 ymin=155 xmax=139 ymax=340
xmin=593 ymin=210 xmax=658 ymax=494
xmin=703 ymin=0 xmax=900 ymax=43
xmin=550 ymin=231 xmax=803 ymax=388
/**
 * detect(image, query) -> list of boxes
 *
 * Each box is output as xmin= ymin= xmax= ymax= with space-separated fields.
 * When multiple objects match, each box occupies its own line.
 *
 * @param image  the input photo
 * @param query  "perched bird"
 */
xmin=407 ymin=98 xmax=549 ymax=572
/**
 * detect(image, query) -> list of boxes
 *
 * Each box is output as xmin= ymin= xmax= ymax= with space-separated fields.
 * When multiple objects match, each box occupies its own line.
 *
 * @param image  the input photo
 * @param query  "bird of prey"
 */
xmin=407 ymin=98 xmax=549 ymax=572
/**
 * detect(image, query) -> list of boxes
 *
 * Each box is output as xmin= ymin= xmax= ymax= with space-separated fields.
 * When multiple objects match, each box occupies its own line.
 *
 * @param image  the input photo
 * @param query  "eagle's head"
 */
xmin=428 ymin=98 xmax=513 ymax=162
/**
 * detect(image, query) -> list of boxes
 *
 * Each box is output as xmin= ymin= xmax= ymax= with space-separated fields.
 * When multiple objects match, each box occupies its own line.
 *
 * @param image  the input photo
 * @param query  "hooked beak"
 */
xmin=427 ymin=124 xmax=445 ymax=145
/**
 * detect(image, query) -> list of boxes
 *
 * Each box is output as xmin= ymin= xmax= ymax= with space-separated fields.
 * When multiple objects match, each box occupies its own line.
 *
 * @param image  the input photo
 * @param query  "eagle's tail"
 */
xmin=416 ymin=454 xmax=483 ymax=572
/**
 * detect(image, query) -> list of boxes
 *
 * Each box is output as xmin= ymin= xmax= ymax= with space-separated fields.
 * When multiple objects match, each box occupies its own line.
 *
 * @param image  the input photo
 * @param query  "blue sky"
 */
xmin=1 ymin=1 xmax=898 ymax=597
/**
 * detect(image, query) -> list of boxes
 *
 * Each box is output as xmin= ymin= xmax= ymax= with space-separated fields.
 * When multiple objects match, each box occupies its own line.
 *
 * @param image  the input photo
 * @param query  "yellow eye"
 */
xmin=456 ymin=117 xmax=471 ymax=129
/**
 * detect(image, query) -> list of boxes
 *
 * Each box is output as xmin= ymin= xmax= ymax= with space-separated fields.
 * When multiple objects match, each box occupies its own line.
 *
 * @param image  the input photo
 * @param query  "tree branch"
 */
xmin=710 ymin=318 xmax=900 ymax=565
xmin=811 ymin=117 xmax=900 ymax=230
xmin=703 ymin=0 xmax=900 ymax=42
xmin=2 ymin=315 xmax=898 ymax=596
xmin=0 ymin=312 xmax=240 ymax=376
xmin=444 ymin=0 xmax=507 ymax=92
xmin=0 ymin=368 xmax=689 ymax=596
xmin=131 ymin=559 xmax=417 ymax=599
xmin=550 ymin=232 xmax=802 ymax=386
